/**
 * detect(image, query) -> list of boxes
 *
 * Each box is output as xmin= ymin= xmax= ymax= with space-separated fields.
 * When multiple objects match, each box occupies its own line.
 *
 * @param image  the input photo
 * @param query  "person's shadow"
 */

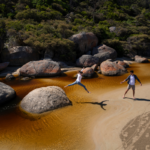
xmin=77 ymin=100 xmax=109 ymax=110
xmin=125 ymin=97 xmax=150 ymax=102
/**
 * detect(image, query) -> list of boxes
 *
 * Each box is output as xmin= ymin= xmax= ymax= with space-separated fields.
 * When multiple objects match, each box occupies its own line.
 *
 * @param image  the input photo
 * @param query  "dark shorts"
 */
xmin=127 ymin=84 xmax=135 ymax=90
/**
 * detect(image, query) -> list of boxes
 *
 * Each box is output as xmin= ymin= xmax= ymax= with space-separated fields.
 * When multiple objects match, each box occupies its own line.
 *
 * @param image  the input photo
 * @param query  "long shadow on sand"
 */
xmin=77 ymin=100 xmax=109 ymax=110
xmin=125 ymin=97 xmax=150 ymax=102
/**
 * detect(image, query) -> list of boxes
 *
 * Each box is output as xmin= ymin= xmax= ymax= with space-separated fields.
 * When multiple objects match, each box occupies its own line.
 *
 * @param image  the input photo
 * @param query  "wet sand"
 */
xmin=0 ymin=62 xmax=150 ymax=150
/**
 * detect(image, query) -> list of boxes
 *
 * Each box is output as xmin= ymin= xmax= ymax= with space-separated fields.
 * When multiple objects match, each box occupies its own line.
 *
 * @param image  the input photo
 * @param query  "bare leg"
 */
xmin=123 ymin=89 xmax=129 ymax=98
xmin=133 ymin=90 xmax=135 ymax=99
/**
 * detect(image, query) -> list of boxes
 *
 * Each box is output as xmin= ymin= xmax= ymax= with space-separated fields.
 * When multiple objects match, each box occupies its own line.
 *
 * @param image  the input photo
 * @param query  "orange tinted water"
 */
xmin=0 ymin=63 xmax=150 ymax=150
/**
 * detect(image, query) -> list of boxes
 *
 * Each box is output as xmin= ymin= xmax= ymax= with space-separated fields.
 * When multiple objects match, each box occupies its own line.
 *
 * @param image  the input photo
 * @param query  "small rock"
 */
xmin=5 ymin=74 xmax=15 ymax=80
xmin=117 ymin=61 xmax=129 ymax=68
xmin=91 ymin=64 xmax=98 ymax=71
xmin=82 ymin=67 xmax=95 ymax=78
xmin=20 ymin=77 xmax=31 ymax=81
xmin=135 ymin=55 xmax=149 ymax=63
xmin=109 ymin=26 xmax=116 ymax=32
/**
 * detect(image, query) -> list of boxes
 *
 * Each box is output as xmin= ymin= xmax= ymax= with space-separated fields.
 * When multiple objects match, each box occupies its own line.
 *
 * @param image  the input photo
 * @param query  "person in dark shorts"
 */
xmin=120 ymin=70 xmax=142 ymax=99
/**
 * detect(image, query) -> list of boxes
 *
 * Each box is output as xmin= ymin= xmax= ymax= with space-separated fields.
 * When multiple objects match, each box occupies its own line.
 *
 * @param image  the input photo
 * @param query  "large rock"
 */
xmin=117 ymin=61 xmax=129 ymax=68
xmin=76 ymin=55 xmax=99 ymax=67
xmin=20 ymin=86 xmax=72 ymax=114
xmin=0 ymin=82 xmax=16 ymax=104
xmin=0 ymin=62 xmax=9 ymax=71
xmin=135 ymin=55 xmax=149 ymax=63
xmin=1 ymin=46 xmax=39 ymax=66
xmin=20 ymin=60 xmax=61 ymax=77
xmin=69 ymin=32 xmax=98 ymax=55
xmin=93 ymin=45 xmax=117 ymax=64
xmin=82 ymin=67 xmax=95 ymax=78
xmin=100 ymin=60 xmax=127 ymax=76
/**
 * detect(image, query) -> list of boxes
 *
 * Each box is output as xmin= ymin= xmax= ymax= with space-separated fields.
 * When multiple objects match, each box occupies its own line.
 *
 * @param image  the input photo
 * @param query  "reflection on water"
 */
xmin=0 ymin=63 xmax=150 ymax=150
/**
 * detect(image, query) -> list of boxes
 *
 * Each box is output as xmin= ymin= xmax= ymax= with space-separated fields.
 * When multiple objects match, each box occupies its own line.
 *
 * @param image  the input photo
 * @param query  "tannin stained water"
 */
xmin=0 ymin=63 xmax=150 ymax=150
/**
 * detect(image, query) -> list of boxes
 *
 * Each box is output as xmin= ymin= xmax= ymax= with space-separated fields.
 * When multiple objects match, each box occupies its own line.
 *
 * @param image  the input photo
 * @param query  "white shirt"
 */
xmin=76 ymin=73 xmax=82 ymax=82
xmin=129 ymin=75 xmax=135 ymax=85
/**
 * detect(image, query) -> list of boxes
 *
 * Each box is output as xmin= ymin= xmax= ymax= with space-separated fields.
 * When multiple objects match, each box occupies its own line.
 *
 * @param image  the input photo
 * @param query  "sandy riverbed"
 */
xmin=0 ymin=62 xmax=150 ymax=150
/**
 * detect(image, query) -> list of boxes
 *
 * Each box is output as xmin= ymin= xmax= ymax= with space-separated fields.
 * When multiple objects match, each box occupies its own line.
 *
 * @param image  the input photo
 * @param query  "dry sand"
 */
xmin=92 ymin=83 xmax=150 ymax=150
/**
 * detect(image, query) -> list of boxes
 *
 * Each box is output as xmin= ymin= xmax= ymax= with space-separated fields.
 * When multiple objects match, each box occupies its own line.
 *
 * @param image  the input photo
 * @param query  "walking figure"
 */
xmin=64 ymin=68 xmax=90 ymax=93
xmin=120 ymin=70 xmax=142 ymax=99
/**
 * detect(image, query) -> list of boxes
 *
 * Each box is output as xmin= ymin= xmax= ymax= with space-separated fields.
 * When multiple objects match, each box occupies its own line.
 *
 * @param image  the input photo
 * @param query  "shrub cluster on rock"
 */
xmin=0 ymin=0 xmax=150 ymax=62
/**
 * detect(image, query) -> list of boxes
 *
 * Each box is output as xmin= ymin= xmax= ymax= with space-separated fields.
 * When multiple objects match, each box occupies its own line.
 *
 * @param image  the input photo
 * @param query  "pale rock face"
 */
xmin=69 ymin=32 xmax=98 ymax=55
xmin=1 ymin=46 xmax=39 ymax=66
xmin=76 ymin=55 xmax=99 ymax=67
xmin=20 ymin=86 xmax=72 ymax=114
xmin=20 ymin=60 xmax=61 ymax=77
xmin=100 ymin=59 xmax=127 ymax=76
xmin=93 ymin=45 xmax=117 ymax=64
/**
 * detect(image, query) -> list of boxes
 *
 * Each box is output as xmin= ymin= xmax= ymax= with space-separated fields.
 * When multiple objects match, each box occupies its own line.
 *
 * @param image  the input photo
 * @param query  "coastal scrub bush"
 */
xmin=0 ymin=19 xmax=6 ymax=38
xmin=52 ymin=3 xmax=66 ymax=14
xmin=127 ymin=34 xmax=150 ymax=55
xmin=16 ymin=9 xmax=62 ymax=22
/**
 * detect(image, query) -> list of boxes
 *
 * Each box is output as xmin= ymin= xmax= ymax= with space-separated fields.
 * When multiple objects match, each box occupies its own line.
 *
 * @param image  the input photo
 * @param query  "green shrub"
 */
xmin=0 ymin=19 xmax=6 ymax=38
xmin=6 ymin=20 xmax=23 ymax=31
xmin=74 ymin=18 xmax=83 ymax=25
xmin=16 ymin=9 xmax=62 ymax=22
xmin=52 ymin=3 xmax=66 ymax=14
xmin=127 ymin=34 xmax=150 ymax=54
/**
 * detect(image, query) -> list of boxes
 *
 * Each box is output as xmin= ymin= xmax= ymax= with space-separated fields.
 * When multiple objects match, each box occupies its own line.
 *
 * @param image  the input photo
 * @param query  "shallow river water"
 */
xmin=0 ymin=63 xmax=150 ymax=150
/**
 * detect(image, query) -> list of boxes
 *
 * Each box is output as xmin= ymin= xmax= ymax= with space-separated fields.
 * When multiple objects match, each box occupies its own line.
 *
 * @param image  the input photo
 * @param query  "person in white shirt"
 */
xmin=120 ymin=70 xmax=142 ymax=99
xmin=64 ymin=68 xmax=90 ymax=93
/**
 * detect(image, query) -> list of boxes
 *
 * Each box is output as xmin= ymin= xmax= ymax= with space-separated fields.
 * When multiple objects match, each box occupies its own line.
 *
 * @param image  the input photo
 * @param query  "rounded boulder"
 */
xmin=82 ymin=67 xmax=95 ymax=78
xmin=0 ymin=82 xmax=16 ymax=104
xmin=20 ymin=86 xmax=72 ymax=114
xmin=93 ymin=45 xmax=117 ymax=64
xmin=20 ymin=60 xmax=61 ymax=77
xmin=69 ymin=32 xmax=98 ymax=55
xmin=76 ymin=55 xmax=99 ymax=67
xmin=100 ymin=60 xmax=127 ymax=76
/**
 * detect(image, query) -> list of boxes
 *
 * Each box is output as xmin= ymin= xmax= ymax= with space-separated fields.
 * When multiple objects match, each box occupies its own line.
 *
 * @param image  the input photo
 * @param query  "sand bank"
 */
xmin=92 ymin=83 xmax=150 ymax=150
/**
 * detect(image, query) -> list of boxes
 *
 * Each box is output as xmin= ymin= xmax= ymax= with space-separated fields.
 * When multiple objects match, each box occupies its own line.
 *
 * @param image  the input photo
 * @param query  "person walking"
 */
xmin=64 ymin=68 xmax=90 ymax=93
xmin=120 ymin=70 xmax=142 ymax=99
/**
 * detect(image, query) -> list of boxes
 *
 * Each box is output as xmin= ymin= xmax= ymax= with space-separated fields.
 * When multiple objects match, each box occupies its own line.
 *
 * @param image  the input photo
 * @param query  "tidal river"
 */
xmin=0 ymin=63 xmax=150 ymax=150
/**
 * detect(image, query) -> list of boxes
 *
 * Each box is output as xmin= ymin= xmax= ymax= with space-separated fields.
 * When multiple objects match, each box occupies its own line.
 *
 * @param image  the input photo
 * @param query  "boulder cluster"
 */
xmin=0 ymin=32 xmax=149 ymax=114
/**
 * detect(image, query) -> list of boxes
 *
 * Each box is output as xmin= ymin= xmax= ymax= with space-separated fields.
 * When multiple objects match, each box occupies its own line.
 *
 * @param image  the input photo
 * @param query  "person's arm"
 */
xmin=120 ymin=76 xmax=130 ymax=84
xmin=135 ymin=75 xmax=142 ymax=86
